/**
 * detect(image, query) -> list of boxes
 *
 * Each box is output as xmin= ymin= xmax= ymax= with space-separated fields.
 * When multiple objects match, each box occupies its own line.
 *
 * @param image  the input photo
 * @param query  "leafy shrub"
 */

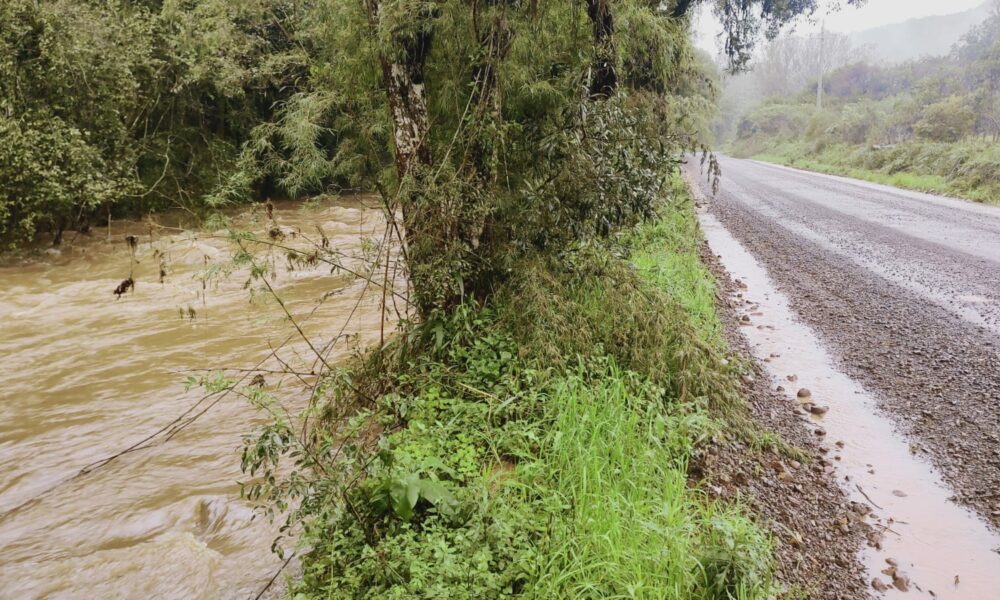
xmin=0 ymin=115 xmax=125 ymax=247
xmin=915 ymin=96 xmax=977 ymax=142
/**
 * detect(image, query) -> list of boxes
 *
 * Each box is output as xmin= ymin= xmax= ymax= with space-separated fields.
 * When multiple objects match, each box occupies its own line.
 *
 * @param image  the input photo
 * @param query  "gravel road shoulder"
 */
xmin=702 ymin=181 xmax=1000 ymax=530
xmin=698 ymin=241 xmax=872 ymax=599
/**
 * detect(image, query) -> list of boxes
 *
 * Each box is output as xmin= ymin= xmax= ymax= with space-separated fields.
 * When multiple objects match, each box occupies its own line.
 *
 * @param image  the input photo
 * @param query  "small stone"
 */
xmin=892 ymin=490 xmax=908 ymax=498
xmin=809 ymin=405 xmax=829 ymax=416
xmin=893 ymin=572 xmax=910 ymax=592
xmin=814 ymin=427 xmax=826 ymax=437
xmin=797 ymin=388 xmax=811 ymax=398
xmin=776 ymin=385 xmax=785 ymax=392
xmin=872 ymin=578 xmax=888 ymax=592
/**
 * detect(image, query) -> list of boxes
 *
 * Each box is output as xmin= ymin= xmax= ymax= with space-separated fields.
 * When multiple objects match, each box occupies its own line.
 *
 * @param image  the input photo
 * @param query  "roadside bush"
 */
xmin=914 ymin=96 xmax=977 ymax=142
xmin=830 ymin=101 xmax=878 ymax=145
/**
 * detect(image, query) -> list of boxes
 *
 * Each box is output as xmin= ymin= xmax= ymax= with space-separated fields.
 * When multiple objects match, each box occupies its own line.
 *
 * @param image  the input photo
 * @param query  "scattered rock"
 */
xmin=872 ymin=578 xmax=888 ymax=592
xmin=892 ymin=490 xmax=908 ymax=498
xmin=809 ymin=405 xmax=830 ymax=416
xmin=892 ymin=571 xmax=910 ymax=592
xmin=797 ymin=388 xmax=811 ymax=398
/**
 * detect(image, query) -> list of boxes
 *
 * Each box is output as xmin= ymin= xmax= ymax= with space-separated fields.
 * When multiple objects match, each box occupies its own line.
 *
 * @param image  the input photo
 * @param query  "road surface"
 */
xmin=689 ymin=157 xmax=1000 ymax=526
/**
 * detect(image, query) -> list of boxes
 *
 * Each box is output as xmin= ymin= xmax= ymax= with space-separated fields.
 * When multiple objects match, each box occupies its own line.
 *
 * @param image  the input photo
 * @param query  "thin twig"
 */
xmin=252 ymin=552 xmax=295 ymax=600
xmin=856 ymin=484 xmax=884 ymax=510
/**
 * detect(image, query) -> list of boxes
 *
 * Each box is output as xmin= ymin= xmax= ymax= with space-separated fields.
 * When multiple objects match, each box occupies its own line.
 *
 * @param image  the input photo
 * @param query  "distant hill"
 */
xmin=849 ymin=2 xmax=995 ymax=63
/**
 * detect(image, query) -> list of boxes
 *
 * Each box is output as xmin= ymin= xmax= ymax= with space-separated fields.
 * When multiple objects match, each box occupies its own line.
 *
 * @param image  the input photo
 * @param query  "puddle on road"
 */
xmin=699 ymin=211 xmax=1000 ymax=599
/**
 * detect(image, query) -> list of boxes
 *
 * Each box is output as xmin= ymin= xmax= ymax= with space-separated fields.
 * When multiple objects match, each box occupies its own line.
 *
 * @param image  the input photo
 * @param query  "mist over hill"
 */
xmin=850 ymin=2 xmax=994 ymax=63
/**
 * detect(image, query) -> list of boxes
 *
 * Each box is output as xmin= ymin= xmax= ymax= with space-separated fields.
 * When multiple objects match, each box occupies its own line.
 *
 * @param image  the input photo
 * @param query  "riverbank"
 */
xmin=249 ymin=175 xmax=872 ymax=598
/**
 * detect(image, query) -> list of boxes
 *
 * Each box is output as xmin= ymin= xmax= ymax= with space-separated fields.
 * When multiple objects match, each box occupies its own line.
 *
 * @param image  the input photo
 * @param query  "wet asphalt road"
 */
xmin=691 ymin=157 xmax=1000 ymax=526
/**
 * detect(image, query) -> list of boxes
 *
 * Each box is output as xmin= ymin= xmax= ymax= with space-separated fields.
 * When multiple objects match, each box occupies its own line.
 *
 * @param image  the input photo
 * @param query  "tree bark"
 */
xmin=586 ymin=0 xmax=617 ymax=99
xmin=365 ymin=0 xmax=448 ymax=314
xmin=365 ymin=0 xmax=433 ymax=178
xmin=671 ymin=0 xmax=694 ymax=18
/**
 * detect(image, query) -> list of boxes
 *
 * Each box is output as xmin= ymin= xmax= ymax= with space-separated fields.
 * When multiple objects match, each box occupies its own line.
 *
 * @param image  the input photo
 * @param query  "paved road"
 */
xmin=690 ymin=157 xmax=1000 ymax=526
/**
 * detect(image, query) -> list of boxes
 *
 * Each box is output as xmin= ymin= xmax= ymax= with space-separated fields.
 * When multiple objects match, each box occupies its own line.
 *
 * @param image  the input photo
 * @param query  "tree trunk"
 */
xmin=469 ymin=11 xmax=513 ymax=184
xmin=366 ymin=0 xmax=466 ymax=315
xmin=365 ymin=0 xmax=433 ymax=178
xmin=586 ymin=0 xmax=617 ymax=99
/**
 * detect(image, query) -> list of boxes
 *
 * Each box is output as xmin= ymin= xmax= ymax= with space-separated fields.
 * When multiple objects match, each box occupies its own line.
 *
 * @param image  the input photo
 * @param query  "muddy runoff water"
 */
xmin=699 ymin=211 xmax=1000 ymax=599
xmin=0 ymin=197 xmax=402 ymax=598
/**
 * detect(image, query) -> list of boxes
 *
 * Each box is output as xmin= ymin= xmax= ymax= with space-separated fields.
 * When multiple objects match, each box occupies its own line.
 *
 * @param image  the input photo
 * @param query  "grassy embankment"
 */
xmin=284 ymin=177 xmax=776 ymax=598
xmin=738 ymin=140 xmax=1000 ymax=205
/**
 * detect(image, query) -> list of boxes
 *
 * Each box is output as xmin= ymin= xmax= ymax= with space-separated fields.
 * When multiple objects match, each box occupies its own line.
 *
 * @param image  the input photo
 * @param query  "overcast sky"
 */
xmin=692 ymin=0 xmax=989 ymax=54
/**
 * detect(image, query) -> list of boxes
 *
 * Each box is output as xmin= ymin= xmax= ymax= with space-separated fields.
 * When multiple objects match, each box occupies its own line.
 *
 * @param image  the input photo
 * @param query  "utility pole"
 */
xmin=816 ymin=18 xmax=825 ymax=110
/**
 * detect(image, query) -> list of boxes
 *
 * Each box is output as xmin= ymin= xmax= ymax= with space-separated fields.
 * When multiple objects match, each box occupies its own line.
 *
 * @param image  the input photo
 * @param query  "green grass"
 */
xmin=629 ymin=178 xmax=724 ymax=345
xmin=277 ymin=178 xmax=774 ymax=599
xmin=530 ymin=364 xmax=770 ymax=599
xmin=754 ymin=152 xmax=965 ymax=200
xmin=743 ymin=140 xmax=1000 ymax=205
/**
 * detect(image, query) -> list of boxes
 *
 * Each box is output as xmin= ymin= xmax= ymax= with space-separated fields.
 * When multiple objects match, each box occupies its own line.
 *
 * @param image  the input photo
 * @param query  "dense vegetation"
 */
xmin=240 ymin=181 xmax=781 ymax=599
xmin=0 ymin=0 xmax=317 ymax=247
xmin=725 ymin=1 xmax=1000 ymax=203
xmin=220 ymin=0 xmax=863 ymax=596
xmin=4 ymin=0 xmax=859 ymax=596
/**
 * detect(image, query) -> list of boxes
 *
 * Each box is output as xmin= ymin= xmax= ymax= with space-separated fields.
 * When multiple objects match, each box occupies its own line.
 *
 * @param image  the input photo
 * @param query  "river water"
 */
xmin=0 ymin=198 xmax=401 ymax=598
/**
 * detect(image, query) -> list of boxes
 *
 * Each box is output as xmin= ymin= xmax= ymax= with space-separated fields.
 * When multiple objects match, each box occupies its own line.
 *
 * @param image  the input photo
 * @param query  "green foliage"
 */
xmin=528 ymin=364 xmax=769 ymax=600
xmin=914 ymin=96 xmax=977 ymax=142
xmin=0 ymin=0 xmax=308 ymax=246
xmin=0 ymin=115 xmax=121 ymax=247
xmin=237 ymin=188 xmax=774 ymax=598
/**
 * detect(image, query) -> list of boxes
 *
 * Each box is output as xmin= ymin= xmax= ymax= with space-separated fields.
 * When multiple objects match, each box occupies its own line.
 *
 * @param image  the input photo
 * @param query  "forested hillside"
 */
xmin=848 ymin=1 xmax=994 ymax=64
xmin=725 ymin=1 xmax=1000 ymax=203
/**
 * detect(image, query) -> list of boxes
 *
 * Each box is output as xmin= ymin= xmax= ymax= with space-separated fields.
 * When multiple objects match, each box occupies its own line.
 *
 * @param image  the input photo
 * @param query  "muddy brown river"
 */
xmin=0 ymin=198 xmax=400 ymax=598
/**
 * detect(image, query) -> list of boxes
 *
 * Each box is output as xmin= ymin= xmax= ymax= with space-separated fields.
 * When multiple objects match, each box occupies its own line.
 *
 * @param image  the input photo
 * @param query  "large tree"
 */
xmin=327 ymin=0 xmax=868 ymax=316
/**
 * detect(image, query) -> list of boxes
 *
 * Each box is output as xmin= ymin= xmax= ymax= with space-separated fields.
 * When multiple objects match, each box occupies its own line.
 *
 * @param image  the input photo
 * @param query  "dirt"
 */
xmin=688 ymin=158 xmax=1000 ymax=531
xmin=698 ymin=242 xmax=872 ymax=599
